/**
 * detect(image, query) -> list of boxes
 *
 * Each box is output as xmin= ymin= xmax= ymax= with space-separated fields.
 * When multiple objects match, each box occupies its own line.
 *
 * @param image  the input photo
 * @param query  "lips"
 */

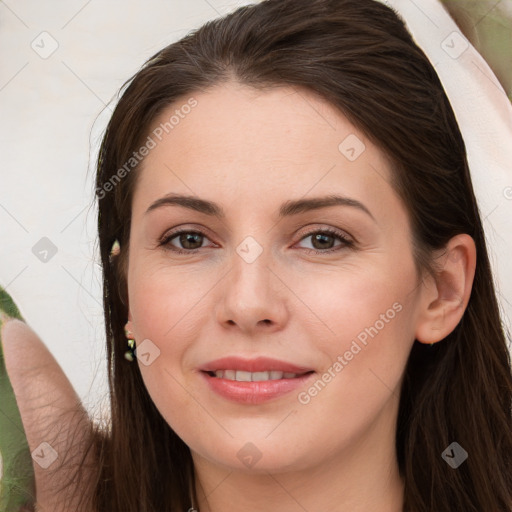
xmin=198 ymin=356 xmax=315 ymax=404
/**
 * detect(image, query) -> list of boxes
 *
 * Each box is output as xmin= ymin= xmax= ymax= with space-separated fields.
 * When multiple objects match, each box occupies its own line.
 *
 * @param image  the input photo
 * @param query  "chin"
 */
xmin=191 ymin=435 xmax=320 ymax=474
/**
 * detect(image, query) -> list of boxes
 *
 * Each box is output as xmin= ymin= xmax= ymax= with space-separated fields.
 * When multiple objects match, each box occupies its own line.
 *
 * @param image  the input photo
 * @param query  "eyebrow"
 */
xmin=145 ymin=193 xmax=376 ymax=222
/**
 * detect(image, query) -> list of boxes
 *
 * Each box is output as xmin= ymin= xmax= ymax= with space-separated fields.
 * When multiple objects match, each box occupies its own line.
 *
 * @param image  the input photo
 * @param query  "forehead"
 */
xmin=132 ymin=81 xmax=398 ymax=220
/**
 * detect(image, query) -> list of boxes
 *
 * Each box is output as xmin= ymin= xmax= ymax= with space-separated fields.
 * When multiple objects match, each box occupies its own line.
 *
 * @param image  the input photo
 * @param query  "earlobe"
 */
xmin=415 ymin=234 xmax=476 ymax=344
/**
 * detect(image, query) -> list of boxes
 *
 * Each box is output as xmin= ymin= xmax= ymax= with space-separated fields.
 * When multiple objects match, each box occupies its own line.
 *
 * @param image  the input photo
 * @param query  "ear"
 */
xmin=415 ymin=233 xmax=476 ymax=344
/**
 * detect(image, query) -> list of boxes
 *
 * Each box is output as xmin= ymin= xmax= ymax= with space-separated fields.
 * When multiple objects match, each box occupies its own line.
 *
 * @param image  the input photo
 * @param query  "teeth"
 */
xmin=211 ymin=370 xmax=300 ymax=381
xmin=236 ymin=370 xmax=252 ymax=382
xmin=251 ymin=371 xmax=268 ymax=381
xmin=224 ymin=369 xmax=236 ymax=380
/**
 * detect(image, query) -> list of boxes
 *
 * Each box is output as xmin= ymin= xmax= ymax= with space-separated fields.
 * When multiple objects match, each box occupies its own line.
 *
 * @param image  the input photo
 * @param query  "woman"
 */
xmin=1 ymin=0 xmax=511 ymax=510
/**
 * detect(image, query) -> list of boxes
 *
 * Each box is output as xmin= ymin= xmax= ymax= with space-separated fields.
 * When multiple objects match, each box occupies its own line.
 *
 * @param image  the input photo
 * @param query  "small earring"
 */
xmin=124 ymin=323 xmax=136 ymax=362
xmin=109 ymin=239 xmax=121 ymax=263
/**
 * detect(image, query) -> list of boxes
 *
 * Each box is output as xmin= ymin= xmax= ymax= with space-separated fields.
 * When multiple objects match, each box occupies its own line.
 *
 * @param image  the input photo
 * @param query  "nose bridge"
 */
xmin=225 ymin=209 xmax=274 ymax=273
xmin=230 ymin=233 xmax=272 ymax=299
xmin=217 ymin=230 xmax=284 ymax=329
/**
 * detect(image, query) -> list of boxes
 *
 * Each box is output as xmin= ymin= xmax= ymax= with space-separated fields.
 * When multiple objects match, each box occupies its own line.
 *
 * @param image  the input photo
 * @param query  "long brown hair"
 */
xmin=72 ymin=0 xmax=512 ymax=509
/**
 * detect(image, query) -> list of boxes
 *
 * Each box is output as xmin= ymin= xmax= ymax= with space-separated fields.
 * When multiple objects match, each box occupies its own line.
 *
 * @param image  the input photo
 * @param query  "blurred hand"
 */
xmin=1 ymin=317 xmax=96 ymax=512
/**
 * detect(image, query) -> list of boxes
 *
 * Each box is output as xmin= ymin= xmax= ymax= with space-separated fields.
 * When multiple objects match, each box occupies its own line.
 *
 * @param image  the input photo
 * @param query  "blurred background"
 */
xmin=441 ymin=0 xmax=511 ymax=100
xmin=0 ymin=0 xmax=511 ymax=423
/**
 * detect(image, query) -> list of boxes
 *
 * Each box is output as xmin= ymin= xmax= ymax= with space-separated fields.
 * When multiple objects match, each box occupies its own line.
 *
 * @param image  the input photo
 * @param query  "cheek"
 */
xmin=126 ymin=257 xmax=217 ymax=418
xmin=128 ymin=256 xmax=211 ymax=343
xmin=292 ymin=258 xmax=414 ymax=356
xmin=283 ymin=273 xmax=416 ymax=468
xmin=292 ymin=257 xmax=417 ymax=417
xmin=126 ymin=262 xmax=203 ymax=432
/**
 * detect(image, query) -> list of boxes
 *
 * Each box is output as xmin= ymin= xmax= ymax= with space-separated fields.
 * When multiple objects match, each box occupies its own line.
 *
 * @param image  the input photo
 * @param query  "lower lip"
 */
xmin=200 ymin=371 xmax=315 ymax=404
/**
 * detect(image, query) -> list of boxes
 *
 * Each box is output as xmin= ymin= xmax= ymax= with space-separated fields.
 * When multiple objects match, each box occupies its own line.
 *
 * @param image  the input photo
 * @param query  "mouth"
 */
xmin=198 ymin=356 xmax=316 ymax=404
xmin=203 ymin=369 xmax=315 ymax=381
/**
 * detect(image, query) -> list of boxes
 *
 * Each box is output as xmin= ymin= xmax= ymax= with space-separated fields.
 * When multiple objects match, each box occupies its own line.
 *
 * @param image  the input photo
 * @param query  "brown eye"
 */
xmin=296 ymin=229 xmax=354 ymax=254
xmin=311 ymin=233 xmax=336 ymax=250
xmin=176 ymin=232 xmax=204 ymax=250
xmin=160 ymin=230 xmax=210 ymax=254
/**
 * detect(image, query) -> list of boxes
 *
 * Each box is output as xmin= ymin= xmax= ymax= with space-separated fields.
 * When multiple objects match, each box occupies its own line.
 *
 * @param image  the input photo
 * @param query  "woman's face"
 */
xmin=126 ymin=81 xmax=426 ymax=474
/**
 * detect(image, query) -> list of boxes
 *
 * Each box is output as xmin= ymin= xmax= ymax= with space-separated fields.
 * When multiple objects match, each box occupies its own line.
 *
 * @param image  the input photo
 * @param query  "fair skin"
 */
xmin=0 ymin=81 xmax=476 ymax=511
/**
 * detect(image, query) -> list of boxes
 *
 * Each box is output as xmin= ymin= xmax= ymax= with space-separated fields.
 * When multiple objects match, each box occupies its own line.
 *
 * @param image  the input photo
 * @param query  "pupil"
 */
xmin=181 ymin=233 xmax=202 ymax=249
xmin=313 ymin=233 xmax=332 ymax=249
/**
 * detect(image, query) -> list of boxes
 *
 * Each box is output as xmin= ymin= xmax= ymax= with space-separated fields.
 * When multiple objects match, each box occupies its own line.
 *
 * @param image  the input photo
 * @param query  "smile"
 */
xmin=207 ymin=370 xmax=312 ymax=381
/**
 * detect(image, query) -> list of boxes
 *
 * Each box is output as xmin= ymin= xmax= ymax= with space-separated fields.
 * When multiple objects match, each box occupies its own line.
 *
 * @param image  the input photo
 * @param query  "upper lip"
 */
xmin=199 ymin=356 xmax=314 ymax=374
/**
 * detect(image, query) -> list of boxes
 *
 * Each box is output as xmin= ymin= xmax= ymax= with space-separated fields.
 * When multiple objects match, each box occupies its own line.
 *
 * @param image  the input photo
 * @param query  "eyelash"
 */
xmin=158 ymin=227 xmax=354 ymax=255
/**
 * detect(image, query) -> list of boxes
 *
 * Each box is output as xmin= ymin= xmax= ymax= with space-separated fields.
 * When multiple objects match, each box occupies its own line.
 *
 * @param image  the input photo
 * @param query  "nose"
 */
xmin=215 ymin=242 xmax=288 ymax=335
